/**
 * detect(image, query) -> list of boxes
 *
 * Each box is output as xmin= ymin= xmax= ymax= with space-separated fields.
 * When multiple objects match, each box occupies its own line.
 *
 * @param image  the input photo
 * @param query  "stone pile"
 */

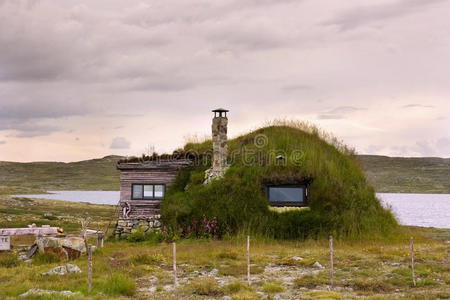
xmin=115 ymin=216 xmax=162 ymax=237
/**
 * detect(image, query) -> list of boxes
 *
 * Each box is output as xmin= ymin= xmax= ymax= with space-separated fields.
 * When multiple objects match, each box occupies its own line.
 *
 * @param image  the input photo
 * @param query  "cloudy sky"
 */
xmin=0 ymin=0 xmax=449 ymax=162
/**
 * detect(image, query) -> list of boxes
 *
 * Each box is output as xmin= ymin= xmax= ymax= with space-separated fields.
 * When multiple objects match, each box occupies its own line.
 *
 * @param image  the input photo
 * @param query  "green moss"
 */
xmin=162 ymin=122 xmax=398 ymax=240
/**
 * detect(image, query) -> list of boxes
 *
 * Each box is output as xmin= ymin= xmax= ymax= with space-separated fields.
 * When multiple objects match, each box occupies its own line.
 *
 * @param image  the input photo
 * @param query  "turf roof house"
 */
xmin=115 ymin=109 xmax=309 ymax=236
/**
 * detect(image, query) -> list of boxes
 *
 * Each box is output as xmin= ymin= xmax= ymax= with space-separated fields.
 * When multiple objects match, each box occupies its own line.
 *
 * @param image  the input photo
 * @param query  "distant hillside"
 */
xmin=0 ymin=155 xmax=122 ymax=194
xmin=0 ymin=154 xmax=448 ymax=194
xmin=358 ymin=155 xmax=450 ymax=194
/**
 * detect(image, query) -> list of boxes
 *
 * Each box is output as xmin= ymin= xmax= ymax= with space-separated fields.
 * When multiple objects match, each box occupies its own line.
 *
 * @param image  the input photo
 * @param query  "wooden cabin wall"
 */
xmin=119 ymin=169 xmax=178 ymax=201
xmin=119 ymin=169 xmax=179 ymax=218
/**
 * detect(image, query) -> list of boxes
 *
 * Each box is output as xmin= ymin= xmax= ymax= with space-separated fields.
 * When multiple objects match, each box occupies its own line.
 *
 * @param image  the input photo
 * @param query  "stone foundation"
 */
xmin=115 ymin=216 xmax=162 ymax=237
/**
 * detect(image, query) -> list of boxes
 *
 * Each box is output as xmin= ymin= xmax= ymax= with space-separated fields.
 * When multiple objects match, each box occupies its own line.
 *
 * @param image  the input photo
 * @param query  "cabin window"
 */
xmin=132 ymin=184 xmax=165 ymax=200
xmin=267 ymin=185 xmax=308 ymax=207
xmin=154 ymin=185 xmax=164 ymax=198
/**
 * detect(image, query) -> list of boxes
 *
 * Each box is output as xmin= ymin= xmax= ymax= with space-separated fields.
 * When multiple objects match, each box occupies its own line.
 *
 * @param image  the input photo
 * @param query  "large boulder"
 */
xmin=36 ymin=236 xmax=86 ymax=260
xmin=37 ymin=236 xmax=86 ymax=252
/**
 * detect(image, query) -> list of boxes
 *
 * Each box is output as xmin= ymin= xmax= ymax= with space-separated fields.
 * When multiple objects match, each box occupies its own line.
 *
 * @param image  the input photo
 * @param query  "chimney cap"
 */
xmin=212 ymin=108 xmax=229 ymax=118
xmin=212 ymin=108 xmax=229 ymax=113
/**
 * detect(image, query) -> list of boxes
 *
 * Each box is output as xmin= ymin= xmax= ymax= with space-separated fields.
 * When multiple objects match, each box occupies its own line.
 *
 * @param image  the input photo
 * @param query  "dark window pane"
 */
xmin=269 ymin=187 xmax=304 ymax=203
xmin=132 ymin=185 xmax=143 ymax=199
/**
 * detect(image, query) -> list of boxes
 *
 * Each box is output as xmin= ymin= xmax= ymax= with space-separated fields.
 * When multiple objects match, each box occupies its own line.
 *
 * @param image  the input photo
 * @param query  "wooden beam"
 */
xmin=0 ymin=227 xmax=61 ymax=236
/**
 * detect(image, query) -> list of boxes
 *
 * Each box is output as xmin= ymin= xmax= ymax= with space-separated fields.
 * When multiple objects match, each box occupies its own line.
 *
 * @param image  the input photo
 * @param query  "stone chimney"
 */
xmin=210 ymin=108 xmax=229 ymax=179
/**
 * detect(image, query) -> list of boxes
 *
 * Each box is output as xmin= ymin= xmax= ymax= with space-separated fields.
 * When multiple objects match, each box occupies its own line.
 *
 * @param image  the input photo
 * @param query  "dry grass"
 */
xmin=0 ymin=198 xmax=448 ymax=299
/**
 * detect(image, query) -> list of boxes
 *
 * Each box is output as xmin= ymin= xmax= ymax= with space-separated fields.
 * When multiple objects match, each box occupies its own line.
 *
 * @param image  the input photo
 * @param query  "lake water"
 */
xmin=12 ymin=191 xmax=450 ymax=229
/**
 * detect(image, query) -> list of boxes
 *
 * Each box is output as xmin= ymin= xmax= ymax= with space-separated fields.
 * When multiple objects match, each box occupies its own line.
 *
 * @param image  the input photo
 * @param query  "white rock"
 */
xmin=312 ymin=262 xmax=325 ymax=269
xmin=163 ymin=284 xmax=175 ymax=291
xmin=209 ymin=268 xmax=219 ymax=276
xmin=19 ymin=289 xmax=80 ymax=297
xmin=42 ymin=264 xmax=82 ymax=276
xmin=291 ymin=256 xmax=304 ymax=261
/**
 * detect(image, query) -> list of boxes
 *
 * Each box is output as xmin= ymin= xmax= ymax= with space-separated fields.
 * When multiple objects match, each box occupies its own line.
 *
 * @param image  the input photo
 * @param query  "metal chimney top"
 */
xmin=212 ymin=108 xmax=229 ymax=118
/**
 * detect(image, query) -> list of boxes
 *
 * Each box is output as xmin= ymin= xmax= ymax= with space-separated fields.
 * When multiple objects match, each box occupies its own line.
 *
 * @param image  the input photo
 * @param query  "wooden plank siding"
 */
xmin=117 ymin=160 xmax=191 ymax=218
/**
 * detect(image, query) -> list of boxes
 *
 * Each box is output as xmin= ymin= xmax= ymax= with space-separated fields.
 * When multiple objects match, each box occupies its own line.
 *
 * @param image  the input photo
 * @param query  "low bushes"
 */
xmin=126 ymin=228 xmax=163 ymax=243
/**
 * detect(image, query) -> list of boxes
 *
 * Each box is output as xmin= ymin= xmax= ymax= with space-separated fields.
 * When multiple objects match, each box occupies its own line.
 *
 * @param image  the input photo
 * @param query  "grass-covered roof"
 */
xmin=162 ymin=121 xmax=398 ymax=240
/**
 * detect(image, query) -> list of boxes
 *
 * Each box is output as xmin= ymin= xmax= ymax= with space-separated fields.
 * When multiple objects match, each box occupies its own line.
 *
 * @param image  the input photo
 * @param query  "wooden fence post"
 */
xmin=173 ymin=242 xmax=178 ymax=286
xmin=87 ymin=245 xmax=93 ymax=293
xmin=329 ymin=235 xmax=334 ymax=288
xmin=97 ymin=233 xmax=104 ymax=249
xmin=247 ymin=236 xmax=251 ymax=285
xmin=410 ymin=237 xmax=416 ymax=287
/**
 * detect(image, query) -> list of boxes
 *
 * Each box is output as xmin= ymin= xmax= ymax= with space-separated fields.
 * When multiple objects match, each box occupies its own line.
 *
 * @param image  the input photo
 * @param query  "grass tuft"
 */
xmin=0 ymin=255 xmax=20 ymax=268
xmin=128 ymin=253 xmax=165 ymax=265
xmin=102 ymin=273 xmax=136 ymax=296
xmin=32 ymin=253 xmax=61 ymax=265
xmin=262 ymin=281 xmax=284 ymax=293
xmin=224 ymin=281 xmax=252 ymax=294
xmin=189 ymin=277 xmax=222 ymax=296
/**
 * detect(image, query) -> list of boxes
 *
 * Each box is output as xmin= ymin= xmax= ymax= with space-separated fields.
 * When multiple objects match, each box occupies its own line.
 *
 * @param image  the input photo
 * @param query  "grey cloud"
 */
xmin=323 ymin=0 xmax=447 ymax=31
xmin=128 ymin=78 xmax=195 ymax=92
xmin=413 ymin=141 xmax=436 ymax=156
xmin=436 ymin=138 xmax=450 ymax=154
xmin=110 ymin=137 xmax=131 ymax=149
xmin=317 ymin=106 xmax=363 ymax=120
xmin=208 ymin=27 xmax=287 ymax=51
xmin=0 ymin=100 xmax=89 ymax=120
xmin=0 ymin=140 xmax=6 ymax=145
xmin=1 ymin=121 xmax=60 ymax=138
xmin=364 ymin=144 xmax=385 ymax=154
xmin=317 ymin=114 xmax=345 ymax=120
xmin=402 ymin=104 xmax=435 ymax=109
xmin=282 ymin=84 xmax=313 ymax=92
xmin=327 ymin=106 xmax=363 ymax=114
xmin=0 ymin=99 xmax=92 ymax=137
xmin=122 ymin=0 xmax=299 ymax=28
xmin=389 ymin=139 xmax=450 ymax=157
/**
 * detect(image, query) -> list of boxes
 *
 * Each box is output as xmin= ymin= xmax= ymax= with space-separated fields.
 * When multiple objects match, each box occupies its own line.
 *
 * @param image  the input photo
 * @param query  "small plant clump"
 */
xmin=126 ymin=228 xmax=163 ymax=243
xmin=189 ymin=277 xmax=222 ymax=296
xmin=262 ymin=281 xmax=285 ymax=294
xmin=217 ymin=251 xmax=239 ymax=260
xmin=129 ymin=253 xmax=165 ymax=265
xmin=32 ymin=253 xmax=61 ymax=265
xmin=224 ymin=281 xmax=252 ymax=294
xmin=0 ymin=255 xmax=20 ymax=268
xmin=102 ymin=273 xmax=136 ymax=297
